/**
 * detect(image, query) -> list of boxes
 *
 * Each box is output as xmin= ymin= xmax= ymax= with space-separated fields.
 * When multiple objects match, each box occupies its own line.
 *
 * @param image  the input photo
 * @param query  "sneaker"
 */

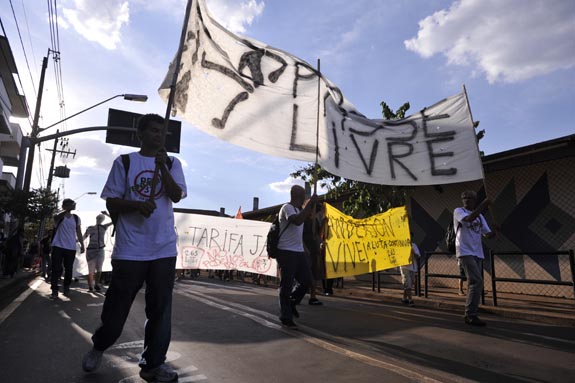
xmin=289 ymin=300 xmax=299 ymax=318
xmin=94 ymin=284 xmax=102 ymax=291
xmin=308 ymin=298 xmax=323 ymax=306
xmin=408 ymin=300 xmax=415 ymax=307
xmin=464 ymin=315 xmax=486 ymax=326
xmin=88 ymin=286 xmax=94 ymax=292
xmin=401 ymin=299 xmax=409 ymax=305
xmin=139 ymin=363 xmax=178 ymax=382
xmin=280 ymin=318 xmax=298 ymax=329
xmin=50 ymin=291 xmax=58 ymax=299
xmin=82 ymin=348 xmax=103 ymax=372
xmin=63 ymin=286 xmax=70 ymax=297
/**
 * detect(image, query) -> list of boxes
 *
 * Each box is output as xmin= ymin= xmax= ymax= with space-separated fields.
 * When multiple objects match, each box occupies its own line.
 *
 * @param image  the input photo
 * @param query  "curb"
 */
xmin=335 ymin=288 xmax=575 ymax=327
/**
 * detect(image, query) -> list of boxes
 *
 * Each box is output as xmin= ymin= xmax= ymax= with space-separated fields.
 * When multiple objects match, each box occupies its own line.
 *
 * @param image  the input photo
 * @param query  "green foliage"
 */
xmin=292 ymin=163 xmax=411 ymax=217
xmin=0 ymin=188 xmax=59 ymax=234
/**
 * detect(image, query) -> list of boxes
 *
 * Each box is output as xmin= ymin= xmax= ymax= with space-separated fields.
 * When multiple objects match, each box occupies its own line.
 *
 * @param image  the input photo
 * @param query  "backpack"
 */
xmin=110 ymin=154 xmax=174 ymax=236
xmin=266 ymin=214 xmax=290 ymax=259
xmin=444 ymin=218 xmax=460 ymax=253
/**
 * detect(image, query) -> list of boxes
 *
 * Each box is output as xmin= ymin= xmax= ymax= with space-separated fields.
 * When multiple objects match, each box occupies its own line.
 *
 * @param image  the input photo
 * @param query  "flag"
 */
xmin=235 ymin=206 xmax=243 ymax=219
xmin=159 ymin=0 xmax=484 ymax=186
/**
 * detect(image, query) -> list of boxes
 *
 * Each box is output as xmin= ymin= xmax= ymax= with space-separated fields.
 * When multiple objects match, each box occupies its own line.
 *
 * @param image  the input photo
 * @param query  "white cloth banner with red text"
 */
xmin=73 ymin=211 xmax=277 ymax=277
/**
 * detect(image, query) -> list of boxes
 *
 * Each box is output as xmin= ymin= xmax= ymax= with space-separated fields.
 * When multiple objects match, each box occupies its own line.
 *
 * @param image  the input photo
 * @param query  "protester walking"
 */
xmin=454 ymin=190 xmax=496 ymax=326
xmin=399 ymin=240 xmax=420 ymax=306
xmin=83 ymin=212 xmax=112 ymax=292
xmin=39 ymin=229 xmax=52 ymax=280
xmin=302 ymin=201 xmax=325 ymax=306
xmin=50 ymin=199 xmax=85 ymax=298
xmin=82 ymin=114 xmax=187 ymax=383
xmin=276 ymin=185 xmax=318 ymax=329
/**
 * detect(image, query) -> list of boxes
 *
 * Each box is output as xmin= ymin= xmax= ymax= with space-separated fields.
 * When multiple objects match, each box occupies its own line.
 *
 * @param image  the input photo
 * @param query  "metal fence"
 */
xmin=489 ymin=250 xmax=575 ymax=305
xmin=423 ymin=251 xmax=487 ymax=304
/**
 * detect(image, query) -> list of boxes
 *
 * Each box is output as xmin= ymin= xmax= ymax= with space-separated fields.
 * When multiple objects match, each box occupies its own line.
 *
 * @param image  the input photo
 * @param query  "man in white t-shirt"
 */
xmin=50 ymin=198 xmax=85 ymax=298
xmin=276 ymin=185 xmax=318 ymax=329
xmin=82 ymin=114 xmax=187 ymax=382
xmin=454 ymin=190 xmax=496 ymax=326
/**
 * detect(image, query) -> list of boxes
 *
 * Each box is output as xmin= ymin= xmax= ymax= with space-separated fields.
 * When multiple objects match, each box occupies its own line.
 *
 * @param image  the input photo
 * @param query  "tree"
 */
xmin=0 ymin=188 xmax=59 ymax=238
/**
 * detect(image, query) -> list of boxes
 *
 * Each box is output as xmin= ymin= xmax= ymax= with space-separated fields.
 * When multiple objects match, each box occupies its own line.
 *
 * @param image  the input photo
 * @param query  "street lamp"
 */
xmin=38 ymin=94 xmax=148 ymax=134
xmin=19 ymin=93 xmax=148 ymax=192
xmin=73 ymin=191 xmax=97 ymax=201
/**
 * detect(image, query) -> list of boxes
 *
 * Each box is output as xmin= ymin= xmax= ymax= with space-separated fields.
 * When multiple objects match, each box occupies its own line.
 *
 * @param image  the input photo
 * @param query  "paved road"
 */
xmin=0 ymin=277 xmax=573 ymax=382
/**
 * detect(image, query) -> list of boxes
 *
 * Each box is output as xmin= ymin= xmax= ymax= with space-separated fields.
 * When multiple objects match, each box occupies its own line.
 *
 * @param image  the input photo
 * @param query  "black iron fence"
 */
xmin=423 ymin=251 xmax=486 ymax=304
xmin=489 ymin=250 xmax=575 ymax=306
xmin=366 ymin=250 xmax=575 ymax=306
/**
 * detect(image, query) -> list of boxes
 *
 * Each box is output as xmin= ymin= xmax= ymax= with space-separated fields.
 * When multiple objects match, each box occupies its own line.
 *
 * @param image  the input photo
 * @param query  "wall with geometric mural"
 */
xmin=409 ymin=135 xmax=575 ymax=297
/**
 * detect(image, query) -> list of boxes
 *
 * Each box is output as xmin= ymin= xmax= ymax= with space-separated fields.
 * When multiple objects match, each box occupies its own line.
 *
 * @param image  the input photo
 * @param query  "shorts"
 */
xmin=86 ymin=248 xmax=105 ymax=274
xmin=399 ymin=266 xmax=415 ymax=290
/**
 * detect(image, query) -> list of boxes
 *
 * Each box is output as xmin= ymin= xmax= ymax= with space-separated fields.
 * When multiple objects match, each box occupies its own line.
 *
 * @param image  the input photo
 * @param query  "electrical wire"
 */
xmin=0 ymin=16 xmax=34 ymax=131
xmin=8 ymin=0 xmax=37 ymax=99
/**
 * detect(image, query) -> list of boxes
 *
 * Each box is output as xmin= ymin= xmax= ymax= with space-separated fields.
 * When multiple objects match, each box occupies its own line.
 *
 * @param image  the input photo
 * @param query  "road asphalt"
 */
xmin=2 ymin=268 xmax=573 ymax=327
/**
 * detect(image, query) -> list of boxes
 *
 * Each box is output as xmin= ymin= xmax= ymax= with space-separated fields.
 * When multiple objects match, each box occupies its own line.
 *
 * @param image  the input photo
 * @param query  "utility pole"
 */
xmin=45 ymin=130 xmax=76 ymax=191
xmin=22 ymin=53 xmax=49 ymax=192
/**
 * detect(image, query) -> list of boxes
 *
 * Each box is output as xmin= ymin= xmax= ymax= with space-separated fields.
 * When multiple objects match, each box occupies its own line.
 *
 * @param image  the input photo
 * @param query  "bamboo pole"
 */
xmin=148 ymin=0 xmax=194 ymax=201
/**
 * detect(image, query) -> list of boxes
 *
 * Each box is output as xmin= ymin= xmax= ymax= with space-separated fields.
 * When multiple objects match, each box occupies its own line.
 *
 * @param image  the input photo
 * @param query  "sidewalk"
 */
xmin=2 ymin=270 xmax=574 ymax=327
xmin=336 ymin=278 xmax=575 ymax=327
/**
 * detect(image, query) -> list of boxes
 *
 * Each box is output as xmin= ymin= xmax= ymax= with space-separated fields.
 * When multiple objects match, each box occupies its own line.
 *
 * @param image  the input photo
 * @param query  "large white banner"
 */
xmin=72 ymin=211 xmax=277 ymax=277
xmin=159 ymin=0 xmax=484 ymax=185
xmin=174 ymin=212 xmax=277 ymax=277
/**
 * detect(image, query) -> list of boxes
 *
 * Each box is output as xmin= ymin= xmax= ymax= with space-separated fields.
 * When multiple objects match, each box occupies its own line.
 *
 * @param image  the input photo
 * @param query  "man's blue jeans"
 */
xmin=459 ymin=255 xmax=483 ymax=317
xmin=276 ymin=250 xmax=313 ymax=321
xmin=91 ymin=257 xmax=176 ymax=370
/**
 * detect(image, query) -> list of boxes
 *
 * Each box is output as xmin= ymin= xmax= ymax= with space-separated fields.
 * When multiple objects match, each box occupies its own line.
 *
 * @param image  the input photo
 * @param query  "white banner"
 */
xmin=322 ymin=93 xmax=484 ymax=185
xmin=72 ymin=211 xmax=277 ymax=277
xmin=159 ymin=0 xmax=483 ymax=185
xmin=174 ymin=212 xmax=277 ymax=277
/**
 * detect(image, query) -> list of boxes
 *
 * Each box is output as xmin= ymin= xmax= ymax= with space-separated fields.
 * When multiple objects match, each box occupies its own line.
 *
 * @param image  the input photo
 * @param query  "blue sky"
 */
xmin=2 ymin=0 xmax=574 ymax=214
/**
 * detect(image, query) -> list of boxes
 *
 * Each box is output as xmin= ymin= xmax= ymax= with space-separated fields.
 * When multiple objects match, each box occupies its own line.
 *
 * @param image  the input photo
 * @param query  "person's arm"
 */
xmin=462 ymin=198 xmax=491 ymax=222
xmin=157 ymin=150 xmax=182 ymax=203
xmin=287 ymin=194 xmax=319 ymax=226
xmin=76 ymin=222 xmax=85 ymax=253
xmin=106 ymin=198 xmax=156 ymax=218
xmin=99 ymin=211 xmax=114 ymax=228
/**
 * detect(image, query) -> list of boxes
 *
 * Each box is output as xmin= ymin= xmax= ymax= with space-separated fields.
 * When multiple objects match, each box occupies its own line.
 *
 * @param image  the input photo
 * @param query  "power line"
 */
xmin=0 ymin=16 xmax=34 ymax=132
xmin=8 ymin=0 xmax=37 ymax=98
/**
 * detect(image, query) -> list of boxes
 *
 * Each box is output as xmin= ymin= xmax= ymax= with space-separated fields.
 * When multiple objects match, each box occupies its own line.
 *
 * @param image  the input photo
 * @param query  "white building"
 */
xmin=0 ymin=33 xmax=29 ymax=234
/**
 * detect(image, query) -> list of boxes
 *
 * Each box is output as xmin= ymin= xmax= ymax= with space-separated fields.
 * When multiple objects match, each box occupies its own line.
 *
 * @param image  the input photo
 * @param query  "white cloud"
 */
xmin=61 ymin=0 xmax=130 ymax=50
xmin=404 ymin=0 xmax=575 ymax=83
xmin=269 ymin=176 xmax=304 ymax=193
xmin=206 ymin=0 xmax=265 ymax=34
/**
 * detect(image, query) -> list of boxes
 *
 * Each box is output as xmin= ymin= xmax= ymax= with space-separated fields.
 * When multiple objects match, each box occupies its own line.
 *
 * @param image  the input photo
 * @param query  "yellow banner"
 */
xmin=324 ymin=204 xmax=412 ymax=278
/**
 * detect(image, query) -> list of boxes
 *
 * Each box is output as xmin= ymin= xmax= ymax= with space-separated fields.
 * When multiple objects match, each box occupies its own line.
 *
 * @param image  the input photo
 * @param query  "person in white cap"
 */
xmin=83 ymin=212 xmax=112 ymax=292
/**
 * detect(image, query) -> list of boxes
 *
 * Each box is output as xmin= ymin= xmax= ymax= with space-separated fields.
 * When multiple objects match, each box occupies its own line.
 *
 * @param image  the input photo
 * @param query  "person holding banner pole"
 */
xmin=303 ymin=201 xmax=325 ymax=306
xmin=454 ymin=190 xmax=496 ymax=327
xmin=81 ymin=114 xmax=187 ymax=382
xmin=276 ymin=185 xmax=318 ymax=329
